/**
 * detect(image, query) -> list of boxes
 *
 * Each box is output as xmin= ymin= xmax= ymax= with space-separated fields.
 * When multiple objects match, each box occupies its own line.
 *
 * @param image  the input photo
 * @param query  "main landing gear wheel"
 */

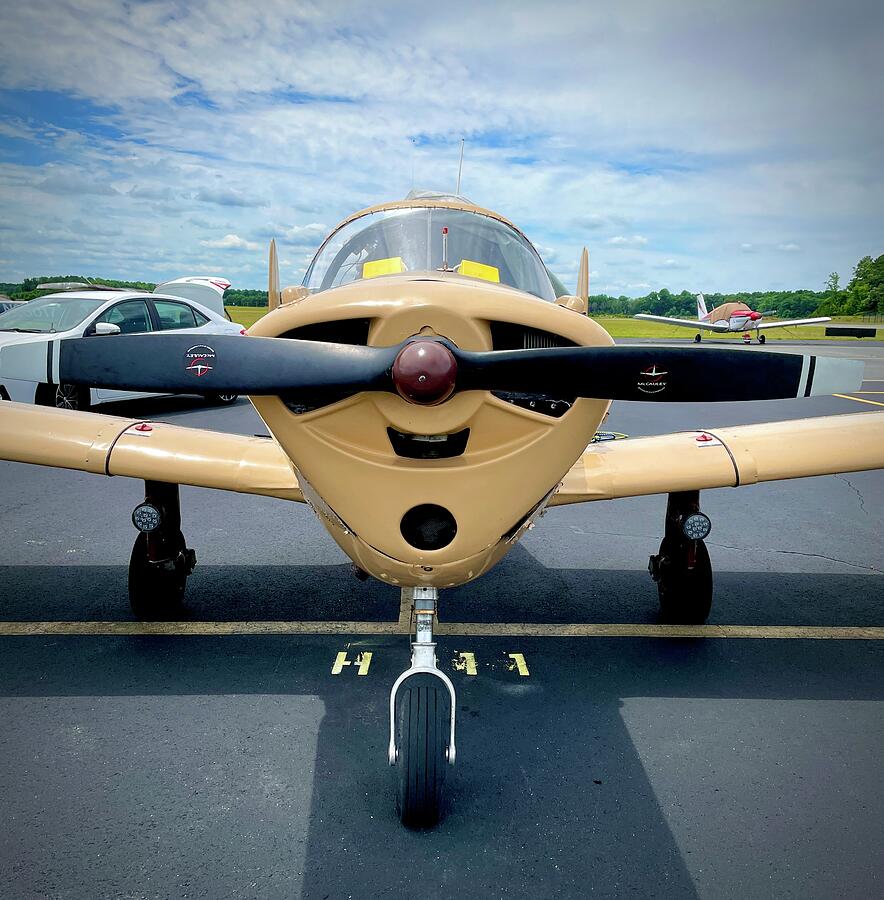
xmin=648 ymin=491 xmax=714 ymax=625
xmin=389 ymin=586 xmax=456 ymax=829
xmin=128 ymin=531 xmax=193 ymax=620
xmin=394 ymin=673 xmax=451 ymax=828
xmin=694 ymin=333 xmax=702 ymax=343
xmin=128 ymin=481 xmax=196 ymax=620
xmin=651 ymin=535 xmax=713 ymax=624
xmin=758 ymin=334 xmax=766 ymax=344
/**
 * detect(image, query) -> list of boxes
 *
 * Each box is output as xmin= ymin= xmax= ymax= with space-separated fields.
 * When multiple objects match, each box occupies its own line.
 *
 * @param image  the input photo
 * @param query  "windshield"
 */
xmin=0 ymin=296 xmax=107 ymax=333
xmin=304 ymin=207 xmax=556 ymax=301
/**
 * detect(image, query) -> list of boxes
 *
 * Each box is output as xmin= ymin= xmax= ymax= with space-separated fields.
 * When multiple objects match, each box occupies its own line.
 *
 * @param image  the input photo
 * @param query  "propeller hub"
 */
xmin=392 ymin=340 xmax=457 ymax=405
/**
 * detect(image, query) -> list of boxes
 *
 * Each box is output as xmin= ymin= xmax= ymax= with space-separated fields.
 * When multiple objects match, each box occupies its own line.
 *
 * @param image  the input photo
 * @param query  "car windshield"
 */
xmin=303 ymin=207 xmax=556 ymax=301
xmin=0 ymin=296 xmax=107 ymax=333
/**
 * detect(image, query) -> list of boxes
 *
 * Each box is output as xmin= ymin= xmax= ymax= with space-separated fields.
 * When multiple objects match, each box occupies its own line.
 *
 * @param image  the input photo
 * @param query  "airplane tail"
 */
xmin=696 ymin=293 xmax=709 ymax=320
xmin=268 ymin=239 xmax=281 ymax=312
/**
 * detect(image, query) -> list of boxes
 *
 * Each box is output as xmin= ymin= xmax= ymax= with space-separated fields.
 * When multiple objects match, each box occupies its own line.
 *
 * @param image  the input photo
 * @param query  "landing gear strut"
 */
xmin=129 ymin=481 xmax=195 ymax=620
xmin=388 ymin=586 xmax=456 ymax=828
xmin=648 ymin=491 xmax=713 ymax=624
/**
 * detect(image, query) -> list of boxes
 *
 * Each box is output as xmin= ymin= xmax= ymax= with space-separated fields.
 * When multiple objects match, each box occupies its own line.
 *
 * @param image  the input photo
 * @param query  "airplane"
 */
xmin=635 ymin=293 xmax=832 ymax=343
xmin=1 ymin=189 xmax=883 ymax=828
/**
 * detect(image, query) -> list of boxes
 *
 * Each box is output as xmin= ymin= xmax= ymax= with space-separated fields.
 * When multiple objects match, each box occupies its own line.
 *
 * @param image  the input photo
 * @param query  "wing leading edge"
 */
xmin=633 ymin=313 xmax=730 ymax=332
xmin=0 ymin=401 xmax=303 ymax=502
xmin=755 ymin=317 xmax=831 ymax=330
xmin=551 ymin=412 xmax=884 ymax=505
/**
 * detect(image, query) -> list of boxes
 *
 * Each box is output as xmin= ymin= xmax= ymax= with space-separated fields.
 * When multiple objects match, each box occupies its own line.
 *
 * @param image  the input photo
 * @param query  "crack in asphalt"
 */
xmin=836 ymin=475 xmax=870 ymax=516
xmin=707 ymin=541 xmax=883 ymax=574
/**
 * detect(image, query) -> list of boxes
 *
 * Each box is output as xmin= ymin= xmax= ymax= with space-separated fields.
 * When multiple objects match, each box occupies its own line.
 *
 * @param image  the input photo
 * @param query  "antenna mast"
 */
xmin=455 ymin=138 xmax=465 ymax=195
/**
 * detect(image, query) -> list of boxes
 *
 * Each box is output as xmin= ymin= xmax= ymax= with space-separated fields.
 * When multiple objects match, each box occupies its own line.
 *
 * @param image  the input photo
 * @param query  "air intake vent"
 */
xmin=489 ymin=322 xmax=577 ymax=350
xmin=282 ymin=318 xmax=371 ymax=345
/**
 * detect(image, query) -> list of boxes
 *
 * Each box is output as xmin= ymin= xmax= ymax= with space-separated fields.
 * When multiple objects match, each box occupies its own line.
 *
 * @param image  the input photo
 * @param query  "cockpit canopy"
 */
xmin=303 ymin=206 xmax=556 ymax=301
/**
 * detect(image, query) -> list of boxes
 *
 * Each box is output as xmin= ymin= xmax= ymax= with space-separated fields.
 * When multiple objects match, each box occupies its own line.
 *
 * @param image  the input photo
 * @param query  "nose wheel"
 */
xmin=389 ymin=587 xmax=456 ymax=828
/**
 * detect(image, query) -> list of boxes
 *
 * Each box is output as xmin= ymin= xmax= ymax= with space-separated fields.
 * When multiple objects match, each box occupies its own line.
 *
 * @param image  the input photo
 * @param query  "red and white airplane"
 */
xmin=635 ymin=294 xmax=831 ymax=344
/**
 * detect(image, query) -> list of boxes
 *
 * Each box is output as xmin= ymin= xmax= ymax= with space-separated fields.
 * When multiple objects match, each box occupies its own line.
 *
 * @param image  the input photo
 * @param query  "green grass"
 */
xmin=593 ymin=316 xmax=881 ymax=340
xmin=226 ymin=306 xmax=268 ymax=328
xmin=227 ymin=306 xmax=881 ymax=340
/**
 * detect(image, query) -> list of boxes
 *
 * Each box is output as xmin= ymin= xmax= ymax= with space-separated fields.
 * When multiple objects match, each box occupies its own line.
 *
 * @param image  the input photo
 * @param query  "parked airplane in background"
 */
xmin=635 ymin=294 xmax=831 ymax=344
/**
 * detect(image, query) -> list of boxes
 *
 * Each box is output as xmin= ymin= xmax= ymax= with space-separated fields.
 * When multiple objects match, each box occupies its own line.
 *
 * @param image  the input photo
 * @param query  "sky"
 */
xmin=0 ymin=0 xmax=881 ymax=296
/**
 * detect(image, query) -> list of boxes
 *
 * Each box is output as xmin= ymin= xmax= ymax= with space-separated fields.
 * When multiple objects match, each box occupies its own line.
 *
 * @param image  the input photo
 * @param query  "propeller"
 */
xmin=45 ymin=333 xmax=862 ymax=404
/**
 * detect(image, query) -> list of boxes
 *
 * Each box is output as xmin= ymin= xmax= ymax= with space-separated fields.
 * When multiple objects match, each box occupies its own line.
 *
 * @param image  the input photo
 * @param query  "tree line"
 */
xmin=3 ymin=252 xmax=881 ymax=316
xmin=588 ymin=253 xmax=883 ymax=319
xmin=0 ymin=276 xmax=267 ymax=307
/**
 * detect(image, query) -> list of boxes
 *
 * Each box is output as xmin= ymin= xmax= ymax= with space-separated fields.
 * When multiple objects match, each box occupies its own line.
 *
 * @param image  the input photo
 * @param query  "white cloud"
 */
xmin=776 ymin=242 xmax=802 ymax=252
xmin=0 ymin=1 xmax=880 ymax=294
xmin=608 ymin=235 xmax=649 ymax=246
xmin=200 ymin=234 xmax=259 ymax=251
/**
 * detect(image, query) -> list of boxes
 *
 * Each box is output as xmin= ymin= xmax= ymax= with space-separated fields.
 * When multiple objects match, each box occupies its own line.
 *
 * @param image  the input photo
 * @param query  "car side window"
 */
xmin=193 ymin=309 xmax=210 ymax=326
xmin=154 ymin=300 xmax=197 ymax=330
xmin=94 ymin=300 xmax=153 ymax=334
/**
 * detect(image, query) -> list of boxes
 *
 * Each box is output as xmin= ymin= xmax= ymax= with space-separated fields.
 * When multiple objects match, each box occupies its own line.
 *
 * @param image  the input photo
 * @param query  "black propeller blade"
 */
xmin=451 ymin=346 xmax=821 ymax=402
xmin=59 ymin=333 xmax=398 ymax=396
xmin=55 ymin=333 xmax=860 ymax=404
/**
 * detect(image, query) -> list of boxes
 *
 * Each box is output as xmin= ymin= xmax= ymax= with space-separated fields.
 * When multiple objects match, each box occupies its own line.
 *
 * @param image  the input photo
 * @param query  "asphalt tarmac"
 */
xmin=1 ymin=340 xmax=882 ymax=899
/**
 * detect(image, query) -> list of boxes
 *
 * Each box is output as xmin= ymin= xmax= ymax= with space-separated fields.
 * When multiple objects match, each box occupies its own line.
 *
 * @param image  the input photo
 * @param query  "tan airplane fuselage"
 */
xmin=249 ymin=272 xmax=612 ymax=589
xmin=706 ymin=302 xmax=757 ymax=329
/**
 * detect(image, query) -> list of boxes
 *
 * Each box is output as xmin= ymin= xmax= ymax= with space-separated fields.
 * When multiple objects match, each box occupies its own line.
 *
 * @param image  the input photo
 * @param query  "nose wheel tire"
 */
xmin=652 ymin=536 xmax=713 ymax=624
xmin=394 ymin=674 xmax=450 ymax=828
xmin=128 ymin=531 xmax=193 ymax=620
xmin=694 ymin=333 xmax=702 ymax=343
xmin=758 ymin=334 xmax=766 ymax=344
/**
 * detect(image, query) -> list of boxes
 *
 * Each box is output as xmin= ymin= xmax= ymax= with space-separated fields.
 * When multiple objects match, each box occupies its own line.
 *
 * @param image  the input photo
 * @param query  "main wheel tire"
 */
xmin=694 ymin=333 xmax=702 ymax=343
xmin=758 ymin=334 xmax=766 ymax=344
xmin=38 ymin=383 xmax=89 ymax=411
xmin=128 ymin=531 xmax=188 ymax=620
xmin=656 ymin=537 xmax=713 ymax=625
xmin=203 ymin=392 xmax=239 ymax=406
xmin=394 ymin=674 xmax=450 ymax=828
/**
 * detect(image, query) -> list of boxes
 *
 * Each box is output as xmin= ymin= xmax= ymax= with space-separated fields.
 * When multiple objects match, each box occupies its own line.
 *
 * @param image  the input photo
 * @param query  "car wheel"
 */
xmin=38 ymin=383 xmax=89 ymax=411
xmin=203 ymin=392 xmax=239 ymax=406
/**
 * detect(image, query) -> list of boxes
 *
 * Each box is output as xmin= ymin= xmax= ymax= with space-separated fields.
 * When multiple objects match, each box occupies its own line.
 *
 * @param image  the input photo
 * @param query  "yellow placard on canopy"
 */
xmin=458 ymin=259 xmax=500 ymax=283
xmin=362 ymin=257 xmax=405 ymax=279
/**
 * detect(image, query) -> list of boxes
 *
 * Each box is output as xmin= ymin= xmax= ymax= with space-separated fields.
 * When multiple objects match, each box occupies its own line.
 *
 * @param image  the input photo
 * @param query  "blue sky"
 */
xmin=0 ymin=0 xmax=881 ymax=295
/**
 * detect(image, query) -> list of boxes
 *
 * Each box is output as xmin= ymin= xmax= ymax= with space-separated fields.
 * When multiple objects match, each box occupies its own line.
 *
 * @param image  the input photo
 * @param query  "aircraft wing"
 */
xmin=634 ymin=314 xmax=730 ymax=332
xmin=755 ymin=317 xmax=831 ymax=330
xmin=0 ymin=401 xmax=303 ymax=502
xmin=550 ymin=412 xmax=884 ymax=505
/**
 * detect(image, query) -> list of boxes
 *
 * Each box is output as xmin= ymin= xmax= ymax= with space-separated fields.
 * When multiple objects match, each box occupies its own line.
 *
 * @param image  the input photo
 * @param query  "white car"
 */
xmin=0 ymin=287 xmax=245 ymax=410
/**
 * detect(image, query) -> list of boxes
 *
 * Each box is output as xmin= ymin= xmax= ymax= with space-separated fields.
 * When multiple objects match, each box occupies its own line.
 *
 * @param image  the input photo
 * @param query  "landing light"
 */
xmin=681 ymin=512 xmax=711 ymax=541
xmin=132 ymin=502 xmax=162 ymax=533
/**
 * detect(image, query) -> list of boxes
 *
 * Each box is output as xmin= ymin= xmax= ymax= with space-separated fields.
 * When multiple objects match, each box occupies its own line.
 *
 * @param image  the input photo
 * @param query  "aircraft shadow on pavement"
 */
xmin=0 ymin=548 xmax=882 ymax=896
xmin=0 ymin=542 xmax=881 ymax=626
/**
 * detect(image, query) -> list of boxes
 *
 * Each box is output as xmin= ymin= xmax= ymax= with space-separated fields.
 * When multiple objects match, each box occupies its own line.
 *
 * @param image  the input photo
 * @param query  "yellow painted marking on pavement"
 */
xmin=453 ymin=651 xmax=478 ymax=675
xmin=1 ymin=621 xmax=884 ymax=640
xmin=355 ymin=651 xmax=372 ymax=676
xmin=507 ymin=652 xmax=530 ymax=675
xmin=853 ymin=391 xmax=884 ymax=394
xmin=833 ymin=393 xmax=884 ymax=408
xmin=331 ymin=651 xmax=351 ymax=674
